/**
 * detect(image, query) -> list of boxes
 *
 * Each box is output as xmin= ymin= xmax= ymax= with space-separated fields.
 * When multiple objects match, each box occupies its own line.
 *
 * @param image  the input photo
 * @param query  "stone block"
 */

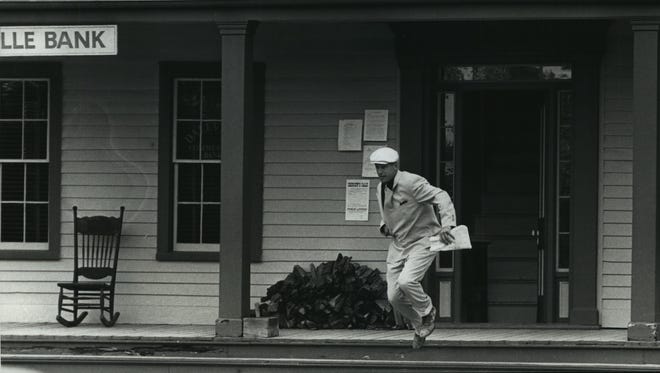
xmin=215 ymin=318 xmax=243 ymax=337
xmin=243 ymin=316 xmax=279 ymax=338
xmin=627 ymin=322 xmax=658 ymax=341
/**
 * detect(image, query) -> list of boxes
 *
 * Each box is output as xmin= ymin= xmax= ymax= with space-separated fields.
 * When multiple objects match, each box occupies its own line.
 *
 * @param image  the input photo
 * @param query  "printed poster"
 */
xmin=361 ymin=145 xmax=381 ymax=178
xmin=337 ymin=119 xmax=363 ymax=151
xmin=345 ymin=179 xmax=370 ymax=221
xmin=363 ymin=109 xmax=389 ymax=141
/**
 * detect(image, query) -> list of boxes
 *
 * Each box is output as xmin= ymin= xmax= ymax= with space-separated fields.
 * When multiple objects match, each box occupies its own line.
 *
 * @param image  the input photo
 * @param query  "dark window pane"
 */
xmin=442 ymin=127 xmax=454 ymax=161
xmin=438 ymin=251 xmax=453 ymax=269
xmin=201 ymin=121 xmax=221 ymax=160
xmin=177 ymin=204 xmax=200 ymax=243
xmin=25 ymin=203 xmax=48 ymax=242
xmin=177 ymin=164 xmax=201 ymax=202
xmin=176 ymin=122 xmax=200 ymax=159
xmin=24 ymin=81 xmax=48 ymax=119
xmin=441 ymin=162 xmax=454 ymax=197
xmin=203 ymin=164 xmax=221 ymax=202
xmin=202 ymin=81 xmax=221 ymax=119
xmin=176 ymin=81 xmax=201 ymax=120
xmin=202 ymin=204 xmax=220 ymax=243
xmin=1 ymin=203 xmax=23 ymax=242
xmin=559 ymin=162 xmax=571 ymax=196
xmin=0 ymin=81 xmax=23 ymax=119
xmin=2 ymin=163 xmax=24 ymax=201
xmin=559 ymin=91 xmax=573 ymax=123
xmin=558 ymin=233 xmax=570 ymax=269
xmin=559 ymin=198 xmax=570 ymax=232
xmin=26 ymin=163 xmax=48 ymax=202
xmin=559 ymin=126 xmax=572 ymax=161
xmin=0 ymin=121 xmax=22 ymax=159
xmin=24 ymin=121 xmax=48 ymax=159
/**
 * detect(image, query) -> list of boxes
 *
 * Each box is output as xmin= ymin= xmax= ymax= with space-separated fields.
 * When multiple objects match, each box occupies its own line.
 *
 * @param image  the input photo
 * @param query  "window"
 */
xmin=158 ymin=63 xmax=222 ymax=261
xmin=157 ymin=62 xmax=264 ymax=262
xmin=173 ymin=79 xmax=222 ymax=251
xmin=0 ymin=63 xmax=61 ymax=260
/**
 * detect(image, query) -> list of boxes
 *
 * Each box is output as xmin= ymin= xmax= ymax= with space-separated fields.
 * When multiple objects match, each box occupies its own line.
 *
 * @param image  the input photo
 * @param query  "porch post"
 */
xmin=215 ymin=21 xmax=256 ymax=337
xmin=569 ymin=55 xmax=600 ymax=325
xmin=629 ymin=21 xmax=660 ymax=341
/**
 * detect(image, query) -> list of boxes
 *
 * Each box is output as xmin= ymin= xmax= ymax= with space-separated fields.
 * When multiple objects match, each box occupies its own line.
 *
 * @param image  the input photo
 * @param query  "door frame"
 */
xmin=434 ymin=82 xmax=569 ymax=323
xmin=393 ymin=20 xmax=604 ymax=325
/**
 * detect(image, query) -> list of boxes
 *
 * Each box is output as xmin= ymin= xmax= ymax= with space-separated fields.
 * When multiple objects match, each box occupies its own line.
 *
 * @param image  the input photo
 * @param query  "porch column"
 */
xmin=629 ymin=21 xmax=660 ymax=341
xmin=216 ymin=21 xmax=256 ymax=337
xmin=569 ymin=55 xmax=600 ymax=325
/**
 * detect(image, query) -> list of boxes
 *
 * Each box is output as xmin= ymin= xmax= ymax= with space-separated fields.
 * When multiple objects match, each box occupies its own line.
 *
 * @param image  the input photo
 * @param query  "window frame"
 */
xmin=0 ymin=62 xmax=61 ymax=260
xmin=157 ymin=62 xmax=222 ymax=262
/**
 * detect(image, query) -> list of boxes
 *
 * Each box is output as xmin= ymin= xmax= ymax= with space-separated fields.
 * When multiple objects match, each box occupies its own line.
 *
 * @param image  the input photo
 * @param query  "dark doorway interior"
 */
xmin=461 ymin=90 xmax=544 ymax=323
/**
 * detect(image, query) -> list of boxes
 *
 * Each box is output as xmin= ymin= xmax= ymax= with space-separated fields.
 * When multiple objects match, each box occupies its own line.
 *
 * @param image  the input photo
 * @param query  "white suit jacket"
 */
xmin=376 ymin=170 xmax=456 ymax=248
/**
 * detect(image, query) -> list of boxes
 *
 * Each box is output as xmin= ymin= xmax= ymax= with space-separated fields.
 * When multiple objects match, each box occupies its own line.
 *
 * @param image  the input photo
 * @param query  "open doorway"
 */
xmin=461 ymin=90 xmax=545 ymax=323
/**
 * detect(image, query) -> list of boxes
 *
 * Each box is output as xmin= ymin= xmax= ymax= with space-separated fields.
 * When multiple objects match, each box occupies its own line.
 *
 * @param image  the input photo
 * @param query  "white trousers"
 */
xmin=386 ymin=240 xmax=436 ymax=332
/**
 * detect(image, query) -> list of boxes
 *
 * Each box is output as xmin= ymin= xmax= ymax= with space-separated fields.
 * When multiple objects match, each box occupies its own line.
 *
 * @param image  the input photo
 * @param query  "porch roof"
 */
xmin=0 ymin=0 xmax=660 ymax=22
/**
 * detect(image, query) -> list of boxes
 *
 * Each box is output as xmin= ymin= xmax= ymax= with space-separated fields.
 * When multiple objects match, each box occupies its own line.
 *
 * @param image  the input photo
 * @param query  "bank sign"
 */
xmin=0 ymin=25 xmax=117 ymax=56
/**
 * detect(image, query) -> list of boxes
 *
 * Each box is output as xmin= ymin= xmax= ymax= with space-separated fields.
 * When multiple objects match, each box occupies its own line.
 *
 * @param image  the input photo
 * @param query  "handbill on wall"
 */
xmin=363 ymin=109 xmax=389 ymax=141
xmin=337 ymin=119 xmax=363 ymax=151
xmin=345 ymin=179 xmax=370 ymax=221
xmin=361 ymin=145 xmax=381 ymax=178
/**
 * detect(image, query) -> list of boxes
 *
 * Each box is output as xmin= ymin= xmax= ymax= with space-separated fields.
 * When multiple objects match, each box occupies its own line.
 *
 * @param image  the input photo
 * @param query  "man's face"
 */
xmin=375 ymin=163 xmax=398 ymax=184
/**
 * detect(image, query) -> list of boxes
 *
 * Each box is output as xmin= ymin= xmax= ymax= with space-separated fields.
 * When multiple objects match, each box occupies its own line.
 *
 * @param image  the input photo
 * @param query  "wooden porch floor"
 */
xmin=5 ymin=323 xmax=660 ymax=372
xmin=0 ymin=322 xmax=629 ymax=344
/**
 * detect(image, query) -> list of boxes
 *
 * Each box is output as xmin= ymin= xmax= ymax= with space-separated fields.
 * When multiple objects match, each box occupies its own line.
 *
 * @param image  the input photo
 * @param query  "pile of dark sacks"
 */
xmin=257 ymin=254 xmax=394 ymax=329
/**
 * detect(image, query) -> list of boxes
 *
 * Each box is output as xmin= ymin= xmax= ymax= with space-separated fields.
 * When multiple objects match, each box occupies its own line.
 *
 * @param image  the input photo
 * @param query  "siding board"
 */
xmin=0 ymin=23 xmax=398 ymax=325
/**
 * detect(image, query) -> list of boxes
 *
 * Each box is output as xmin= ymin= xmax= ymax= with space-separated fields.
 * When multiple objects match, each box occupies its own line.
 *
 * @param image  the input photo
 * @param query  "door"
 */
xmin=461 ymin=90 xmax=545 ymax=323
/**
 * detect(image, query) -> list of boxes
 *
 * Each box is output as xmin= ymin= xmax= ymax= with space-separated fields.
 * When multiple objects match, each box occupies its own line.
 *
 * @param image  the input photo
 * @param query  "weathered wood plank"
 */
xmin=62 ymin=186 xmax=157 ymax=198
xmin=603 ymin=223 xmax=632 ymax=236
xmin=603 ymin=186 xmax=632 ymax=198
xmin=603 ymin=237 xmax=632 ymax=249
xmin=62 ymin=138 xmax=158 ymax=151
xmin=264 ymin=200 xmax=379 ymax=213
xmin=602 ymin=262 xmax=632 ymax=275
xmin=62 ymin=173 xmax=157 ymax=187
xmin=602 ymin=248 xmax=633 ymax=262
xmin=62 ymin=150 xmax=157 ymax=162
xmin=262 ymin=237 xmax=388 ymax=250
xmin=262 ymin=225 xmax=383 ymax=238
xmin=602 ymin=274 xmax=632 ymax=287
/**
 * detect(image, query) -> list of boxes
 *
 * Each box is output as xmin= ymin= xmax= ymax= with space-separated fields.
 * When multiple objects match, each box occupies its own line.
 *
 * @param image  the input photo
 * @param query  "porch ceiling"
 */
xmin=0 ymin=0 xmax=660 ymax=23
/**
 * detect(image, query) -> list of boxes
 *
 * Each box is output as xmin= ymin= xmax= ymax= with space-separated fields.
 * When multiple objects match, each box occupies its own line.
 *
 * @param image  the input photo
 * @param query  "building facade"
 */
xmin=0 ymin=0 xmax=658 ymax=340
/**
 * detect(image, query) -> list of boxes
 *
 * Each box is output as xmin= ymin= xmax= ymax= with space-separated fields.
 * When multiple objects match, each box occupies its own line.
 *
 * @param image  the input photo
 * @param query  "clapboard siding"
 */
xmin=252 ymin=23 xmax=396 ymax=307
xmin=0 ymin=22 xmax=397 ymax=324
xmin=0 ymin=23 xmax=221 ymax=325
xmin=599 ymin=21 xmax=633 ymax=328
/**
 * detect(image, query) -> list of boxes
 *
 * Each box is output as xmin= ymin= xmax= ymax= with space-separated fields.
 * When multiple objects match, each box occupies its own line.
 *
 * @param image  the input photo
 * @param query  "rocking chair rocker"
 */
xmin=56 ymin=206 xmax=125 ymax=327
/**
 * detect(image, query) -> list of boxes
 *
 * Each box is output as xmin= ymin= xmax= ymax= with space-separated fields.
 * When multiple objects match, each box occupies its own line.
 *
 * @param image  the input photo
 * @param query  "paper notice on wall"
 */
xmin=363 ymin=109 xmax=388 ymax=141
xmin=338 ymin=119 xmax=363 ymax=151
xmin=361 ymin=145 xmax=381 ymax=178
xmin=345 ymin=179 xmax=370 ymax=221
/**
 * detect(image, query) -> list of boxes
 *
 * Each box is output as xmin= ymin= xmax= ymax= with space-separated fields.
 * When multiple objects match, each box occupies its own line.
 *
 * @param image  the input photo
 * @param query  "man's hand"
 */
xmin=380 ymin=225 xmax=392 ymax=237
xmin=439 ymin=226 xmax=455 ymax=244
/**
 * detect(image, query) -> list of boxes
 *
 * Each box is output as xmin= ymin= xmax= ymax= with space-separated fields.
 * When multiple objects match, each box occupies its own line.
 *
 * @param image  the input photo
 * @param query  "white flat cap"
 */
xmin=369 ymin=147 xmax=399 ymax=164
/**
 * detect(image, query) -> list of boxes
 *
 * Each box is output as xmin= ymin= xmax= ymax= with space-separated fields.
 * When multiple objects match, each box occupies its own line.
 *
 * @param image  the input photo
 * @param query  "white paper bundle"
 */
xmin=429 ymin=225 xmax=472 ymax=252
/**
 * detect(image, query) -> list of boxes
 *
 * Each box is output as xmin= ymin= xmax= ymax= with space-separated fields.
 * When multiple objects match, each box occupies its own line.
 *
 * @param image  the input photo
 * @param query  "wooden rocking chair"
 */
xmin=56 ymin=206 xmax=125 ymax=327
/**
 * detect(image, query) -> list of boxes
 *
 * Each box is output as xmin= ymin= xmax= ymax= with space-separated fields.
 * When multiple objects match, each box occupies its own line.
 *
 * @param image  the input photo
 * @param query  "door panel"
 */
xmin=461 ymin=90 xmax=544 ymax=323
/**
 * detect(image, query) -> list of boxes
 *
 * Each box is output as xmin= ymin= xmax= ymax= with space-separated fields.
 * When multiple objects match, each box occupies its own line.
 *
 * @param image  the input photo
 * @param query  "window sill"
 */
xmin=156 ymin=251 xmax=218 ymax=262
xmin=0 ymin=249 xmax=59 ymax=260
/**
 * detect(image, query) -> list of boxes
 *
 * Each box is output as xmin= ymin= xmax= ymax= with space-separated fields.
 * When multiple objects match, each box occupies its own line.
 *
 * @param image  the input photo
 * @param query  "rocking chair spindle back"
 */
xmin=56 ymin=206 xmax=125 ymax=327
